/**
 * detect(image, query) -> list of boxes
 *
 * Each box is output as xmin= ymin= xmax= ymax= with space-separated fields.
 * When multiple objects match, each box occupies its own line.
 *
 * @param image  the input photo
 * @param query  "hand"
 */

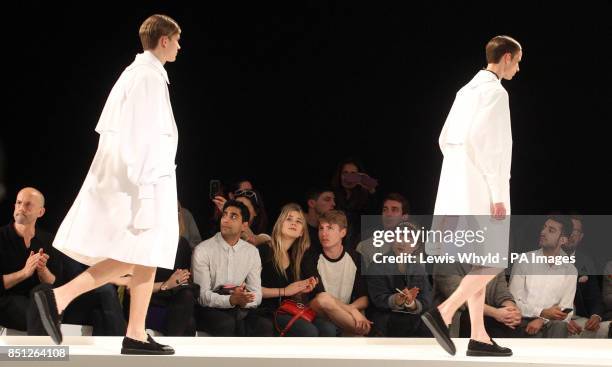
xmin=584 ymin=315 xmax=601 ymax=331
xmin=35 ymin=248 xmax=50 ymax=272
xmin=351 ymin=308 xmax=373 ymax=335
xmin=496 ymin=306 xmax=522 ymax=328
xmin=525 ymin=318 xmax=545 ymax=335
xmin=166 ymin=269 xmax=191 ymax=289
xmin=229 ymin=283 xmax=256 ymax=308
xmin=298 ymin=277 xmax=318 ymax=295
xmin=240 ymin=225 xmax=256 ymax=243
xmin=285 ymin=279 xmax=311 ymax=296
xmin=22 ymin=250 xmax=41 ymax=278
xmin=490 ymin=202 xmax=506 ymax=220
xmin=394 ymin=287 xmax=419 ymax=307
xmin=212 ymin=195 xmax=227 ymax=212
xmin=567 ymin=319 xmax=583 ymax=335
xmin=134 ymin=198 xmax=155 ymax=230
xmin=540 ymin=306 xmax=568 ymax=320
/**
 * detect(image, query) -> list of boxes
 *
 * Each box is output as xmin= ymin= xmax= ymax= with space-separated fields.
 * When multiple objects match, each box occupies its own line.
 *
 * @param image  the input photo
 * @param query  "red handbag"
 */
xmin=274 ymin=299 xmax=317 ymax=336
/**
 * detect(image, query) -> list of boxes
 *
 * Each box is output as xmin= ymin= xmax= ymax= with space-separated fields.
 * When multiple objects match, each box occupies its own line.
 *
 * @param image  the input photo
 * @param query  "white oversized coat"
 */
xmin=431 ymin=70 xmax=513 ymax=268
xmin=53 ymin=51 xmax=179 ymax=269
xmin=434 ymin=70 xmax=512 ymax=216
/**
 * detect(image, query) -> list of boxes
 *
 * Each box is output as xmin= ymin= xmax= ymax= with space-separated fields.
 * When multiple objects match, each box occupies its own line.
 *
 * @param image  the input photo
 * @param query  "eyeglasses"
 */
xmin=234 ymin=189 xmax=259 ymax=206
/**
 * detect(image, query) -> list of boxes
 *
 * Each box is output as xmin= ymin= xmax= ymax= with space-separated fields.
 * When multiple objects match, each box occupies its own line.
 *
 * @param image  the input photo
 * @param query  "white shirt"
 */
xmin=509 ymin=249 xmax=578 ymax=320
xmin=192 ymin=233 xmax=262 ymax=309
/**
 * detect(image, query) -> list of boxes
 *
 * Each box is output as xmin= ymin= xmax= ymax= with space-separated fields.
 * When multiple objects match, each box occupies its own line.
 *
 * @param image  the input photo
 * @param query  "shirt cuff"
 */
xmin=388 ymin=295 xmax=403 ymax=310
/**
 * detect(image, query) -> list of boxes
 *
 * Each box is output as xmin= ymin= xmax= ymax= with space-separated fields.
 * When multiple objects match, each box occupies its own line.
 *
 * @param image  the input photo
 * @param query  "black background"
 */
xmin=2 ymin=1 xmax=611 ymax=234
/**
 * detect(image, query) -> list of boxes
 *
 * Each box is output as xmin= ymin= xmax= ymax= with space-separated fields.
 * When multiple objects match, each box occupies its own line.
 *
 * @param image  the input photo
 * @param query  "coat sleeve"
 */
xmin=468 ymin=88 xmax=511 ymax=204
xmin=120 ymin=72 xmax=169 ymax=200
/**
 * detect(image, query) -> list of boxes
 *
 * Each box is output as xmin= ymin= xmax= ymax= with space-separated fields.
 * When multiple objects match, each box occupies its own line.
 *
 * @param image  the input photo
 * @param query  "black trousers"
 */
xmin=0 ymin=294 xmax=29 ymax=331
xmin=1 ymin=284 xmax=125 ymax=336
xmin=123 ymin=286 xmax=197 ymax=336
xmin=195 ymin=306 xmax=274 ymax=336
xmin=368 ymin=309 xmax=432 ymax=337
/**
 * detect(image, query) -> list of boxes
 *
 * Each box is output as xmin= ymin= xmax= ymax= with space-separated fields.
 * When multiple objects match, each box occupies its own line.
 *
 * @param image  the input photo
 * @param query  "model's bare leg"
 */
xmin=125 ymin=265 xmax=156 ymax=342
xmin=53 ymin=259 xmax=134 ymax=313
xmin=437 ymin=272 xmax=497 ymax=326
xmin=467 ymin=285 xmax=491 ymax=344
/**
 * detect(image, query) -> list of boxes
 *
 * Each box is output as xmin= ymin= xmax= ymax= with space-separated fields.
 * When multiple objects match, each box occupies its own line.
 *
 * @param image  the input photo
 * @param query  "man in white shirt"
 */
xmin=510 ymin=216 xmax=577 ymax=338
xmin=192 ymin=200 xmax=269 ymax=336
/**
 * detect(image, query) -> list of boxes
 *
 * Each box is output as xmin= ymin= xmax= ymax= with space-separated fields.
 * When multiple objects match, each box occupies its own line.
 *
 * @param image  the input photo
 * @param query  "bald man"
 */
xmin=0 ymin=187 xmax=60 ymax=331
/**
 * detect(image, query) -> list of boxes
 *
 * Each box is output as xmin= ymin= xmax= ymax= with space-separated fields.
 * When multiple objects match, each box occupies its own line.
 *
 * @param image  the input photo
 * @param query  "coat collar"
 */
xmin=133 ymin=50 xmax=169 ymax=84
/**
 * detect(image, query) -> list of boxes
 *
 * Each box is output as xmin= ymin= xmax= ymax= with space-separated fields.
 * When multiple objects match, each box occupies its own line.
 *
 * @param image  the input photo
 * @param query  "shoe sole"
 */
xmin=121 ymin=348 xmax=175 ymax=355
xmin=467 ymin=350 xmax=513 ymax=357
xmin=421 ymin=312 xmax=456 ymax=356
xmin=34 ymin=291 xmax=62 ymax=345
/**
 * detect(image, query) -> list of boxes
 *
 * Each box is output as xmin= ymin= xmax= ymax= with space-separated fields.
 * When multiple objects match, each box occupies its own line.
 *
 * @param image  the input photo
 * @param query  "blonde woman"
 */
xmin=258 ymin=203 xmax=336 ymax=336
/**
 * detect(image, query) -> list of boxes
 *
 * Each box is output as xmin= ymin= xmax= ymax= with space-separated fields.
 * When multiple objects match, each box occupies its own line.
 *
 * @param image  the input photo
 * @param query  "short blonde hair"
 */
xmin=139 ymin=14 xmax=181 ymax=50
xmin=319 ymin=210 xmax=348 ymax=229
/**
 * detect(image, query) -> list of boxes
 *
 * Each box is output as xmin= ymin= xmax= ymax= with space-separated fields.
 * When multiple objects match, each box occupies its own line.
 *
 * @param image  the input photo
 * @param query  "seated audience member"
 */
xmin=604 ymin=261 xmax=612 ymax=321
xmin=303 ymin=210 xmax=371 ymax=336
xmin=366 ymin=222 xmax=432 ymax=337
xmin=2 ymin=187 xmax=125 ymax=336
xmin=434 ymin=264 xmax=521 ymax=338
xmin=212 ymin=189 xmax=270 ymax=246
xmin=258 ymin=203 xmax=337 ymax=336
xmin=178 ymin=200 xmax=202 ymax=249
xmin=561 ymin=215 xmax=610 ymax=338
xmin=305 ymin=187 xmax=336 ymax=254
xmin=1 ymin=188 xmax=61 ymax=332
xmin=192 ymin=200 xmax=271 ymax=336
xmin=330 ymin=158 xmax=379 ymax=250
xmin=603 ymin=261 xmax=612 ymax=337
xmin=123 ymin=207 xmax=197 ymax=336
xmin=356 ymin=192 xmax=410 ymax=272
xmin=227 ymin=179 xmax=254 ymax=199
xmin=509 ymin=215 xmax=577 ymax=338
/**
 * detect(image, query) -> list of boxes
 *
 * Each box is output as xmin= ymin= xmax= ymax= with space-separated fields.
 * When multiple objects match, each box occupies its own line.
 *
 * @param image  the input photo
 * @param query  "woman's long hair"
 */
xmin=269 ymin=203 xmax=310 ymax=281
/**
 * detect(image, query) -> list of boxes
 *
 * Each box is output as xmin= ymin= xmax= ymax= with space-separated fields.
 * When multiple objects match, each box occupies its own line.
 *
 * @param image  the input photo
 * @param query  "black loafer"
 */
xmin=121 ymin=334 xmax=175 ymax=355
xmin=32 ymin=284 xmax=63 ymax=345
xmin=421 ymin=308 xmax=456 ymax=355
xmin=466 ymin=338 xmax=512 ymax=357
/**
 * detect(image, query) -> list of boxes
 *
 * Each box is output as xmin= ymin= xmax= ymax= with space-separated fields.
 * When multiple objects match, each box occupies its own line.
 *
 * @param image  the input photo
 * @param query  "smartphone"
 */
xmin=360 ymin=174 xmax=378 ymax=190
xmin=209 ymin=179 xmax=222 ymax=199
xmin=342 ymin=172 xmax=362 ymax=186
xmin=561 ymin=308 xmax=573 ymax=313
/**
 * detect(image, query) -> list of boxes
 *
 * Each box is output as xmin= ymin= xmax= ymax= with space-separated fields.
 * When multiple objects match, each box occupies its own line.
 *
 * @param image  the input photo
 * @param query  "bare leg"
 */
xmin=437 ymin=271 xmax=497 ymax=326
xmin=53 ymin=259 xmax=134 ymax=313
xmin=310 ymin=292 xmax=358 ymax=333
xmin=467 ymin=286 xmax=491 ymax=344
xmin=125 ymin=265 xmax=156 ymax=342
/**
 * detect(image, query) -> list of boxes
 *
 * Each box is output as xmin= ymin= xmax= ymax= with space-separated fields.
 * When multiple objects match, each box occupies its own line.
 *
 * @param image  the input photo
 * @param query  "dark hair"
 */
xmin=485 ymin=35 xmax=521 ymax=64
xmin=546 ymin=215 xmax=573 ymax=238
xmin=223 ymin=200 xmax=250 ymax=224
xmin=306 ymin=186 xmax=335 ymax=202
xmin=330 ymin=157 xmax=371 ymax=212
xmin=234 ymin=189 xmax=268 ymax=233
xmin=383 ymin=192 xmax=410 ymax=215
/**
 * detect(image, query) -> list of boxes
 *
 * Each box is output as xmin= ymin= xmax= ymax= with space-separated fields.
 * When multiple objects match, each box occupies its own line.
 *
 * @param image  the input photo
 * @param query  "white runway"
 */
xmin=1 ymin=336 xmax=611 ymax=367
